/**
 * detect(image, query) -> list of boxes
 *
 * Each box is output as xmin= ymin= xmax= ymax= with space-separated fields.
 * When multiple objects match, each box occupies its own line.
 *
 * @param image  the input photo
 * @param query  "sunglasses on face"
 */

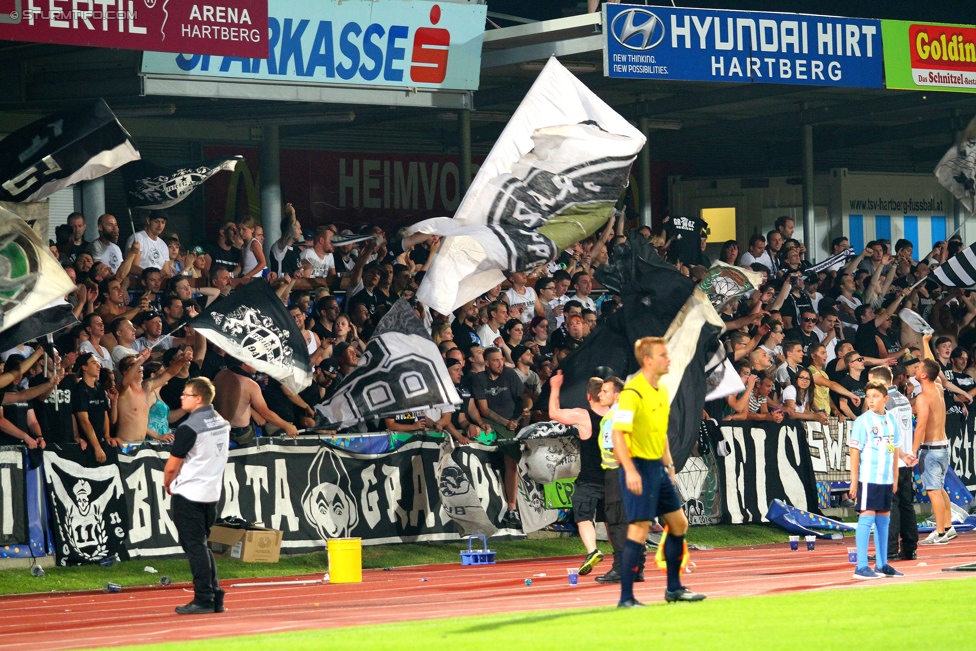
xmin=802 ymin=317 xmax=817 ymax=323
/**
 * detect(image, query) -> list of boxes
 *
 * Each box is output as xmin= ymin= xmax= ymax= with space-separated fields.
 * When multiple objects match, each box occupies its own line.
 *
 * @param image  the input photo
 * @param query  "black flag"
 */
xmin=184 ymin=281 xmax=312 ymax=394
xmin=314 ymin=300 xmax=460 ymax=429
xmin=122 ymin=156 xmax=243 ymax=209
xmin=552 ymin=234 xmax=725 ymax=472
xmin=0 ymin=99 xmax=139 ymax=203
xmin=43 ymin=448 xmax=129 ymax=566
xmin=0 ymin=303 xmax=78 ymax=352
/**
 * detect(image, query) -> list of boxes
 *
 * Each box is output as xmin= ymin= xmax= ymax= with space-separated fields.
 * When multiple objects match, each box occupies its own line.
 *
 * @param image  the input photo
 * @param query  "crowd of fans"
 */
xmin=3 ymin=206 xmax=973 ymax=524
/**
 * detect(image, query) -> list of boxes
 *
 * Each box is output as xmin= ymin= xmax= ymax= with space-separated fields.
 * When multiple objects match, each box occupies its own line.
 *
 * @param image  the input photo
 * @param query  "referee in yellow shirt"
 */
xmin=611 ymin=336 xmax=706 ymax=607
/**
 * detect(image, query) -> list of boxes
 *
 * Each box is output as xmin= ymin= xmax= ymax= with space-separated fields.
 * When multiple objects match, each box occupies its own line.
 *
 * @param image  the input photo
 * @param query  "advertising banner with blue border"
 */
xmin=604 ymin=4 xmax=883 ymax=88
xmin=141 ymin=0 xmax=486 ymax=91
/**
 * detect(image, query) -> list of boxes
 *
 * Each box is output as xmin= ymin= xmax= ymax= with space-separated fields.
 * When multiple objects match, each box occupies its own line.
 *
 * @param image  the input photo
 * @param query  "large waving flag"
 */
xmin=410 ymin=57 xmax=645 ymax=314
xmin=122 ymin=156 xmax=243 ymax=209
xmin=314 ymin=299 xmax=460 ymax=429
xmin=932 ymin=241 xmax=976 ymax=288
xmin=0 ymin=210 xmax=76 ymax=335
xmin=935 ymin=115 xmax=976 ymax=214
xmin=184 ymin=280 xmax=312 ymax=394
xmin=553 ymin=234 xmax=726 ymax=473
xmin=0 ymin=99 xmax=139 ymax=203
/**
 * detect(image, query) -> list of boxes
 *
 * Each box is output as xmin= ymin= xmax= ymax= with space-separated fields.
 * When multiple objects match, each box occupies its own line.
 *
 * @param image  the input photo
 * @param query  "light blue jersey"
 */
xmin=849 ymin=409 xmax=898 ymax=485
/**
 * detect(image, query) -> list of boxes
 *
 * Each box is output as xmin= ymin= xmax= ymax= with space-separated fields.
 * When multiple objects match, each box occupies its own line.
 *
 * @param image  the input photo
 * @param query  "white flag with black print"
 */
xmin=932 ymin=241 xmax=976 ymax=288
xmin=0 ymin=99 xmax=139 ymax=203
xmin=122 ymin=156 xmax=244 ymax=209
xmin=409 ymin=57 xmax=645 ymax=314
xmin=0 ymin=210 xmax=77 ymax=335
xmin=314 ymin=299 xmax=460 ymax=429
xmin=184 ymin=280 xmax=313 ymax=394
xmin=935 ymin=115 xmax=976 ymax=214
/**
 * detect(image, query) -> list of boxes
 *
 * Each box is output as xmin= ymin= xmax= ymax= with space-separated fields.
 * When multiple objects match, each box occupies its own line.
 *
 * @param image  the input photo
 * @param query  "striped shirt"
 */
xmin=849 ymin=409 xmax=898 ymax=486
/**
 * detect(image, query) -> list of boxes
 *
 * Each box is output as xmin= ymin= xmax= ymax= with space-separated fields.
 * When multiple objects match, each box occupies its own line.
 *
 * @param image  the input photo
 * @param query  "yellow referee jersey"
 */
xmin=611 ymin=371 xmax=669 ymax=460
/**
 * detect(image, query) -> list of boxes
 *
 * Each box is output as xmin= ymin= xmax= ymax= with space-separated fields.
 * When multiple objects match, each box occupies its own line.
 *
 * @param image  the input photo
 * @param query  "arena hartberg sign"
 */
xmin=141 ymin=0 xmax=486 ymax=91
xmin=604 ymin=4 xmax=884 ymax=88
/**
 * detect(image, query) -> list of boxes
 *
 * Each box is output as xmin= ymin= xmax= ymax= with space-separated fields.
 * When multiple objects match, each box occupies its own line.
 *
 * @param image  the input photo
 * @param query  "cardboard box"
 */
xmin=208 ymin=525 xmax=283 ymax=563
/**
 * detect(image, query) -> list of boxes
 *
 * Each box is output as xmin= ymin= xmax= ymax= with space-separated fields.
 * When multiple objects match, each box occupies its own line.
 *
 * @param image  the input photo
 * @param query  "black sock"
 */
xmin=619 ymin=539 xmax=642 ymax=603
xmin=664 ymin=533 xmax=685 ymax=592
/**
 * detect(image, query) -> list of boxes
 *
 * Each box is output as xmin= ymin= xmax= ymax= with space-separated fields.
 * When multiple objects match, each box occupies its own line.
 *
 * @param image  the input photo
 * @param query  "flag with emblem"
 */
xmin=410 ymin=57 xmax=645 ymax=315
xmin=314 ymin=299 xmax=460 ymax=429
xmin=122 ymin=156 xmax=244 ymax=209
xmin=0 ymin=99 xmax=139 ymax=203
xmin=935 ymin=115 xmax=976 ymax=213
xmin=184 ymin=280 xmax=312 ymax=394
xmin=0 ymin=209 xmax=77 ymax=335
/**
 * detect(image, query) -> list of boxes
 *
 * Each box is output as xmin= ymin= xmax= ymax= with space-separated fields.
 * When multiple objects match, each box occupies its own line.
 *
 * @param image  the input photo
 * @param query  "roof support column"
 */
xmin=639 ymin=117 xmax=652 ymax=228
xmin=802 ymin=123 xmax=815 ymax=260
xmin=260 ymin=124 xmax=282 ymax=254
xmin=459 ymin=109 xmax=472 ymax=195
xmin=79 ymin=178 xmax=104 ymax=242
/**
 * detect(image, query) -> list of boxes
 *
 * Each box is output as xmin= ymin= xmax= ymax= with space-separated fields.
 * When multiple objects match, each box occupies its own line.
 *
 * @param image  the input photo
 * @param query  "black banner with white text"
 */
xmin=717 ymin=420 xmax=820 ymax=524
xmin=0 ymin=448 xmax=26 ymax=546
xmin=113 ymin=439 xmax=506 ymax=558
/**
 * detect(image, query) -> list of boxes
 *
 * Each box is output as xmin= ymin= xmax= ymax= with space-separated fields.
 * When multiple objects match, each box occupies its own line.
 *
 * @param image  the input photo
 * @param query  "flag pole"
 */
xmin=46 ymin=334 xmax=59 ymax=412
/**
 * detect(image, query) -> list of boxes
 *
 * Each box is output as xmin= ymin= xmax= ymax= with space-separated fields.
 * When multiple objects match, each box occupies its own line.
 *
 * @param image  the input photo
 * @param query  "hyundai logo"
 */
xmin=610 ymin=8 xmax=665 ymax=51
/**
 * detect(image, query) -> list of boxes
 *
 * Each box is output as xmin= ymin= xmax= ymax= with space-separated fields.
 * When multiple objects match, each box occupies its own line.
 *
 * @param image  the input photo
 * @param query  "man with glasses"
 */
xmin=164 ymin=378 xmax=231 ymax=615
xmin=838 ymin=351 xmax=868 ymax=420
xmin=784 ymin=308 xmax=820 ymax=354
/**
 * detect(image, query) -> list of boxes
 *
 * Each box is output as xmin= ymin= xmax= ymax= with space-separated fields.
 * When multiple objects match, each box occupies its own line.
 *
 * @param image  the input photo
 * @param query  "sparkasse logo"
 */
xmin=610 ymin=8 xmax=665 ymax=51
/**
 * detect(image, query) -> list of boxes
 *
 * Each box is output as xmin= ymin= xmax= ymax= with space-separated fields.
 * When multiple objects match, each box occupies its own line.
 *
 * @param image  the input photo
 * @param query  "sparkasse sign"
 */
xmin=141 ymin=0 xmax=486 ymax=91
xmin=603 ymin=4 xmax=884 ymax=88
xmin=0 ymin=0 xmax=269 ymax=58
xmin=883 ymin=19 xmax=976 ymax=93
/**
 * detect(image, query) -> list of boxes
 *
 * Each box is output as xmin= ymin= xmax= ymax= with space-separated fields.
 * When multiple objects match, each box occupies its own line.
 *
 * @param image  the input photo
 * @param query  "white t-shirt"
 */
xmin=781 ymin=385 xmax=807 ymax=413
xmin=504 ymin=286 xmax=537 ymax=323
xmin=111 ymin=345 xmax=139 ymax=366
xmin=573 ymin=294 xmax=598 ymax=312
xmin=476 ymin=324 xmax=502 ymax=348
xmin=1 ymin=344 xmax=34 ymax=361
xmin=740 ymin=251 xmax=774 ymax=271
xmin=89 ymin=239 xmax=124 ymax=273
xmin=301 ymin=248 xmax=335 ymax=278
xmin=838 ymin=295 xmax=862 ymax=311
xmin=79 ymin=341 xmax=114 ymax=371
xmin=125 ymin=231 xmax=169 ymax=271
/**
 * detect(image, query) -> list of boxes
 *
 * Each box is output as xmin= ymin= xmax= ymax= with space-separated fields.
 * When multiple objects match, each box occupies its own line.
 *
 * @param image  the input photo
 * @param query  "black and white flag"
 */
xmin=410 ymin=57 xmax=645 ymax=314
xmin=314 ymin=299 xmax=461 ymax=429
xmin=0 ymin=303 xmax=77 ymax=352
xmin=935 ymin=115 xmax=976 ymax=214
xmin=122 ymin=156 xmax=243 ymax=209
xmin=698 ymin=262 xmax=763 ymax=311
xmin=185 ymin=280 xmax=312 ymax=394
xmin=436 ymin=441 xmax=500 ymax=537
xmin=554 ymin=235 xmax=726 ymax=473
xmin=0 ymin=210 xmax=77 ymax=335
xmin=932 ymin=241 xmax=976 ymax=287
xmin=0 ymin=99 xmax=139 ymax=203
xmin=43 ymin=450 xmax=129 ymax=565
xmin=806 ymin=247 xmax=855 ymax=275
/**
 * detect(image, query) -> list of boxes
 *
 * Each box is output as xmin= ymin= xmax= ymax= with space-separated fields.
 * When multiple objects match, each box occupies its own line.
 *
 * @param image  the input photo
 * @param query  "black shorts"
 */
xmin=572 ymin=480 xmax=605 ymax=523
xmin=604 ymin=469 xmax=627 ymax=525
xmin=619 ymin=458 xmax=682 ymax=523
xmin=855 ymin=482 xmax=893 ymax=513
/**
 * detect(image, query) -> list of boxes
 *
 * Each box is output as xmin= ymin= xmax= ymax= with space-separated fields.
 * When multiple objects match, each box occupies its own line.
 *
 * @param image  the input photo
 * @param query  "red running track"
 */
xmin=3 ymin=534 xmax=976 ymax=651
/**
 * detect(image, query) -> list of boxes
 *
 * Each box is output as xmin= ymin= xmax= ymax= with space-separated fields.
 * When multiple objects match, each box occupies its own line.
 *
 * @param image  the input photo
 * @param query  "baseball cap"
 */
xmin=444 ymin=357 xmax=462 ymax=369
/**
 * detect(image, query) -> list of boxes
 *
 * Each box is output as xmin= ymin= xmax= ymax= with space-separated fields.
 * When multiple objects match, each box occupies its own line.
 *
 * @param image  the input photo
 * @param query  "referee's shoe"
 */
xmin=664 ymin=587 xmax=706 ymax=603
